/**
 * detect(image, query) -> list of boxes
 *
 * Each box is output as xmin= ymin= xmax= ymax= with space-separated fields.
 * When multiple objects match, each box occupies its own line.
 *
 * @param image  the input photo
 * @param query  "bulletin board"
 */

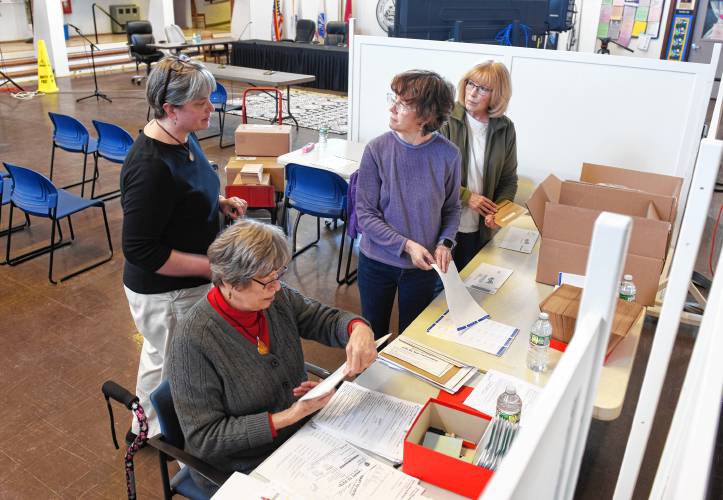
xmin=597 ymin=0 xmax=666 ymax=46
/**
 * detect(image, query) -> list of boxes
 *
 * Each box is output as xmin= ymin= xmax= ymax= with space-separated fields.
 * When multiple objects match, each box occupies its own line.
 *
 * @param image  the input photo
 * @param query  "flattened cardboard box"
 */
xmin=234 ymin=124 xmax=292 ymax=157
xmin=527 ymin=164 xmax=682 ymax=306
xmin=225 ymin=156 xmax=284 ymax=193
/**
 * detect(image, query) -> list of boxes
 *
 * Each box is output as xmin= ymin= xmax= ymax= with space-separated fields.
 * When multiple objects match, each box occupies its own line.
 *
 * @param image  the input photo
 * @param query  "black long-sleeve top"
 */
xmin=120 ymin=132 xmax=220 ymax=294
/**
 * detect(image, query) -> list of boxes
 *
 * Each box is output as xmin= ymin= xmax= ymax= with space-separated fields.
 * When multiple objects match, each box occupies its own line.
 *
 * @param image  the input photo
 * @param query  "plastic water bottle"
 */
xmin=527 ymin=312 xmax=552 ymax=372
xmin=619 ymin=274 xmax=636 ymax=302
xmin=318 ymin=126 xmax=329 ymax=144
xmin=496 ymin=386 xmax=522 ymax=423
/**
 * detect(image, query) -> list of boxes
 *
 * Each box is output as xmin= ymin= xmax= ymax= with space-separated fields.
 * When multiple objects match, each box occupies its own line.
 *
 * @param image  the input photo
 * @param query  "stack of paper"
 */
xmin=463 ymin=370 xmax=542 ymax=418
xmin=253 ymin=423 xmax=429 ymax=500
xmin=464 ymin=263 xmax=513 ymax=294
xmin=378 ymin=336 xmax=477 ymax=393
xmin=312 ymin=382 xmax=422 ymax=463
xmin=212 ymin=472 xmax=291 ymax=499
xmin=240 ymin=163 xmax=263 ymax=182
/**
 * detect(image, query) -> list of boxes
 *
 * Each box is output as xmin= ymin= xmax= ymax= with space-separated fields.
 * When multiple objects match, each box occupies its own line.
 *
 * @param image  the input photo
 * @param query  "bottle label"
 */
xmin=498 ymin=410 xmax=520 ymax=424
xmin=529 ymin=333 xmax=549 ymax=347
xmin=619 ymin=293 xmax=635 ymax=302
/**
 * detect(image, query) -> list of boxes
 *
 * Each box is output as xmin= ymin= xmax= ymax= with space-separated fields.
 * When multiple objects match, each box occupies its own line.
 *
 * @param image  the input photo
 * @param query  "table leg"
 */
xmin=281 ymin=85 xmax=300 ymax=130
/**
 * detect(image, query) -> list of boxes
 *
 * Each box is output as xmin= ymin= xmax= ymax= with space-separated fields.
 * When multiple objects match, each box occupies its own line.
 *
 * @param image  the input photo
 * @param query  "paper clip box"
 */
xmin=403 ymin=398 xmax=493 ymax=499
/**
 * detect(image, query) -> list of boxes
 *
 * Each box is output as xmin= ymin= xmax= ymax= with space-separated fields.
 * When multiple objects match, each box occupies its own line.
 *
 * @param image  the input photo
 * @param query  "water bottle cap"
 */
xmin=539 ymin=312 xmax=549 ymax=320
xmin=505 ymin=385 xmax=517 ymax=394
xmin=624 ymin=274 xmax=633 ymax=281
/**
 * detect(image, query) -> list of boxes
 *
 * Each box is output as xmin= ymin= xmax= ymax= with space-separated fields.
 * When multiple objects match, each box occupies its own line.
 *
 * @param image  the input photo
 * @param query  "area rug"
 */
xmin=227 ymin=89 xmax=348 ymax=135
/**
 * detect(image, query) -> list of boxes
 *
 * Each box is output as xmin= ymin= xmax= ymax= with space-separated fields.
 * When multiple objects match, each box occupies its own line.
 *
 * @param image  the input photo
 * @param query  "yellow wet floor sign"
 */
xmin=37 ymin=39 xmax=59 ymax=93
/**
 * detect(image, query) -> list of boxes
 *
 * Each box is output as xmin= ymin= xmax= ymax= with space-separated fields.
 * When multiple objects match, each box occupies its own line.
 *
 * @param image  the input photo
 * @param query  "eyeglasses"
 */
xmin=160 ymin=55 xmax=192 ymax=105
xmin=386 ymin=93 xmax=413 ymax=114
xmin=465 ymin=80 xmax=492 ymax=95
xmin=251 ymin=266 xmax=288 ymax=289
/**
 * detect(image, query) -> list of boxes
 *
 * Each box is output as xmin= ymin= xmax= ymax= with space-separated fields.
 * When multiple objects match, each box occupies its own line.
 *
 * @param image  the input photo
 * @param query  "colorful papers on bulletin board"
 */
xmin=596 ymin=0 xmax=664 ymax=43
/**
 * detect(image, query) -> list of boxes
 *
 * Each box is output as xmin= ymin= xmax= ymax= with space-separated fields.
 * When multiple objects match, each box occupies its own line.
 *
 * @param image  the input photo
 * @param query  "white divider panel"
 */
xmin=480 ymin=212 xmax=633 ymax=500
xmin=349 ymin=36 xmax=719 ymax=207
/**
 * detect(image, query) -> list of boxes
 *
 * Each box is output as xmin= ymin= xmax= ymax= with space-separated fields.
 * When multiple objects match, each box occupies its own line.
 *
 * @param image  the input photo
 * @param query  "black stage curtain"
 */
xmin=231 ymin=40 xmax=349 ymax=92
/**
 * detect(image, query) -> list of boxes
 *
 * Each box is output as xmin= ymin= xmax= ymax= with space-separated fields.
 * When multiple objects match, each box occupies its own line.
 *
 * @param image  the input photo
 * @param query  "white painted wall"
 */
xmin=148 ymin=0 xmax=174 ymax=41
xmin=63 ymin=0 xmax=149 ymax=37
xmin=195 ymin=0 xmax=230 ymax=27
xmin=0 ymin=1 xmax=32 ymax=42
xmin=174 ymin=0 xmax=191 ymax=28
xmin=354 ymin=0 xmax=386 ymax=37
xmin=33 ymin=0 xmax=69 ymax=76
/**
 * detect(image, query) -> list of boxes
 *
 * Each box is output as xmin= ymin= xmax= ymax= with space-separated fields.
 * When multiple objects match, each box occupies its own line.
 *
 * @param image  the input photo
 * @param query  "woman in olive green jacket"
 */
xmin=439 ymin=61 xmax=518 ymax=271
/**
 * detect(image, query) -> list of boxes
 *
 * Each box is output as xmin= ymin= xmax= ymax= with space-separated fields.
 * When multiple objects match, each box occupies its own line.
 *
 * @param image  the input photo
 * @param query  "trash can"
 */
xmin=63 ymin=24 xmax=70 ymax=40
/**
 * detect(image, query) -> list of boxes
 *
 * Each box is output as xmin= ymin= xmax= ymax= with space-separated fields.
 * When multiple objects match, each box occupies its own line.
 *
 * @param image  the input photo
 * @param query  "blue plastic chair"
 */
xmin=150 ymin=381 xmax=225 ymax=500
xmin=48 ymin=112 xmax=99 ymax=197
xmin=3 ymin=163 xmax=113 ymax=284
xmin=282 ymin=163 xmax=355 ymax=284
xmin=198 ymin=83 xmax=241 ymax=149
xmin=91 ymin=120 xmax=134 ymax=200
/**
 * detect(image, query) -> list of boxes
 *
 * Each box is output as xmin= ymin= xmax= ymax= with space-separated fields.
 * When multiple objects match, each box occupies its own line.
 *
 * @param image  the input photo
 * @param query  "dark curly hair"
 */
xmin=391 ymin=70 xmax=455 ymax=135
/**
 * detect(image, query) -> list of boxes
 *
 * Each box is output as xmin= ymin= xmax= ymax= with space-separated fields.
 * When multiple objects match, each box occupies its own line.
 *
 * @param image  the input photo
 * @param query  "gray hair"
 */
xmin=208 ymin=219 xmax=291 ymax=289
xmin=146 ymin=55 xmax=216 ymax=119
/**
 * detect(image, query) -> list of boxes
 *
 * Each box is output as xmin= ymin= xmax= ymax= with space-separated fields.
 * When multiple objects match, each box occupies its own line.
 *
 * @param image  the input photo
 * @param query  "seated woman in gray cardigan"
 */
xmin=167 ymin=219 xmax=377 ymax=490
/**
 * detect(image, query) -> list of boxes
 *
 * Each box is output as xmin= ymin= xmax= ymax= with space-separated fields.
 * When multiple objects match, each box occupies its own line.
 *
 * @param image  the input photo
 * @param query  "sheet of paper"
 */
xmin=497 ymin=226 xmax=539 ymax=254
xmin=609 ymin=19 xmax=622 ymax=39
xmin=312 ymin=382 xmax=422 ymax=463
xmin=254 ymin=424 xmax=426 ymax=500
xmin=433 ymin=261 xmax=489 ymax=331
xmin=611 ymin=5 xmax=623 ymax=20
xmin=427 ymin=311 xmax=519 ymax=357
xmin=618 ymin=5 xmax=636 ymax=46
xmin=463 ymin=370 xmax=542 ymax=418
xmin=632 ymin=20 xmax=647 ymax=36
xmin=382 ymin=340 xmax=453 ymax=377
xmin=212 ymin=472 xmax=290 ymax=500
xmin=464 ymin=263 xmax=513 ymax=294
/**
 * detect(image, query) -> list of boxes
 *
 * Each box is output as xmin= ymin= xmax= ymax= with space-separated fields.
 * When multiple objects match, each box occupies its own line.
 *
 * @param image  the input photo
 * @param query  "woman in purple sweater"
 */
xmin=356 ymin=70 xmax=461 ymax=338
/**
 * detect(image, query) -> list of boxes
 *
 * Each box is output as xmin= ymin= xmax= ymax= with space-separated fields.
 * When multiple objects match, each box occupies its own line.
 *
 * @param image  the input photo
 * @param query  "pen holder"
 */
xmin=403 ymin=398 xmax=494 ymax=499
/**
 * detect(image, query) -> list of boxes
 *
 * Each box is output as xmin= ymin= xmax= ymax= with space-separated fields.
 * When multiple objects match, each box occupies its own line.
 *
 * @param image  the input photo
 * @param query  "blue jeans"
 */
xmin=358 ymin=253 xmax=439 ymax=339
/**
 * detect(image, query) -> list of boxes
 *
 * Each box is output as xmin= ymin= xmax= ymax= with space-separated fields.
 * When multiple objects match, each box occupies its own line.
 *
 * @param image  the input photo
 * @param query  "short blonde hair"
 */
xmin=457 ymin=61 xmax=512 ymax=118
xmin=208 ymin=219 xmax=290 ymax=289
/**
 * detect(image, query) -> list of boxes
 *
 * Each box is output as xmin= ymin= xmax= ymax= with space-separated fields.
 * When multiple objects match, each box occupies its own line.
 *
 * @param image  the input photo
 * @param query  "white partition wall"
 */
xmin=481 ymin=212 xmax=633 ymax=500
xmin=349 ymin=36 xmax=719 ymax=207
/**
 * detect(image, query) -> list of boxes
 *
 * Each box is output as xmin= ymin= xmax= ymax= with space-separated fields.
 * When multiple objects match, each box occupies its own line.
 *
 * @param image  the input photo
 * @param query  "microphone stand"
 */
xmin=73 ymin=25 xmax=112 ymax=103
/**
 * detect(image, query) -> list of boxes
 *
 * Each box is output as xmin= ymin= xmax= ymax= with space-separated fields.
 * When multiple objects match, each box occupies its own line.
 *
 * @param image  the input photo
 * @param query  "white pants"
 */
xmin=124 ymin=283 xmax=211 ymax=437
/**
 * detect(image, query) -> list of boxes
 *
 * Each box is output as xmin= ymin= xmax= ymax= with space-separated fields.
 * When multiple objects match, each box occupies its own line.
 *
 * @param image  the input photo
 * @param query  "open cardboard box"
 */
xmin=225 ymin=156 xmax=285 ymax=193
xmin=234 ymin=123 xmax=292 ymax=157
xmin=526 ymin=163 xmax=682 ymax=306
xmin=404 ymin=399 xmax=493 ymax=499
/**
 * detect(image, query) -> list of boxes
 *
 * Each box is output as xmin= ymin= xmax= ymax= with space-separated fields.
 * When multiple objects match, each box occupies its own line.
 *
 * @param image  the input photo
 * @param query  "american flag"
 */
xmin=273 ymin=0 xmax=284 ymax=41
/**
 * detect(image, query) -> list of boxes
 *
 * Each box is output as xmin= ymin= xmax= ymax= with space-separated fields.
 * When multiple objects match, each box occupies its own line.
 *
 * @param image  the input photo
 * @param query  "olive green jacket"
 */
xmin=439 ymin=102 xmax=519 ymax=243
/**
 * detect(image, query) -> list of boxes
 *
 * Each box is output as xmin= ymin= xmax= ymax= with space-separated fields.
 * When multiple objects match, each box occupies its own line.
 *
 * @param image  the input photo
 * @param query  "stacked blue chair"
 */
xmin=199 ymin=83 xmax=241 ymax=149
xmin=3 ymin=162 xmax=113 ymax=284
xmin=91 ymin=120 xmax=134 ymax=200
xmin=0 ymin=171 xmax=31 ymax=262
xmin=282 ymin=163 xmax=355 ymax=284
xmin=48 ymin=112 xmax=98 ymax=197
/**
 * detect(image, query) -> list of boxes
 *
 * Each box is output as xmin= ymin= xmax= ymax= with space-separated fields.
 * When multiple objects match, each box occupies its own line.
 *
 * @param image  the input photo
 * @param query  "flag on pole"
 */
xmin=273 ymin=0 xmax=284 ymax=41
xmin=317 ymin=0 xmax=327 ymax=39
xmin=344 ymin=0 xmax=352 ymax=23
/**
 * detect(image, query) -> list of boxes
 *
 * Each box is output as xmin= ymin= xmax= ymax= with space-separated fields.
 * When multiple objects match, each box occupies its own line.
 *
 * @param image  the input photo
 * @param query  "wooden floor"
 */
xmin=0 ymin=69 xmax=717 ymax=499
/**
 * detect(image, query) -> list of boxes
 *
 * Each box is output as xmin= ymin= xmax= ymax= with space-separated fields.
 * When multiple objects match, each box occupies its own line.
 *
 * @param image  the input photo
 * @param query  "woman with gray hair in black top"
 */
xmin=120 ymin=55 xmax=247 ymax=441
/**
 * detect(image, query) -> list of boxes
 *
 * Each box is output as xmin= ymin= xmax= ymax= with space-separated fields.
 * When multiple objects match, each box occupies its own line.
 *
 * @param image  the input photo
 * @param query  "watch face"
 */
xmin=376 ymin=0 xmax=396 ymax=33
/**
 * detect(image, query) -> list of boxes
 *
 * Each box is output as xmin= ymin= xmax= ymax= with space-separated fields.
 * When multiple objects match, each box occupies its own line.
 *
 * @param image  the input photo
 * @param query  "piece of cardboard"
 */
xmin=494 ymin=200 xmax=527 ymax=227
xmin=232 ymin=172 xmax=270 ymax=186
xmin=526 ymin=166 xmax=678 ymax=306
xmin=234 ymin=124 xmax=292 ymax=157
xmin=404 ymin=399 xmax=493 ymax=499
xmin=225 ymin=156 xmax=285 ymax=192
xmin=581 ymin=163 xmax=683 ymax=201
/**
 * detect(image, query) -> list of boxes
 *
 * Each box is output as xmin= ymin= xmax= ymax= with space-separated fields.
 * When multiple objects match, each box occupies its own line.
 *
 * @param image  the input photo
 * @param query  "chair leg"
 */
xmin=81 ymin=152 xmax=89 ymax=198
xmin=282 ymin=198 xmax=289 ymax=235
xmin=49 ymin=143 xmax=56 ymax=181
xmin=158 ymin=451 xmax=173 ymax=500
xmin=91 ymin=154 xmax=99 ymax=199
xmin=335 ymin=222 xmax=358 ymax=285
xmin=67 ymin=215 xmax=75 ymax=240
xmin=48 ymin=218 xmax=58 ymax=284
xmin=218 ymin=109 xmax=225 ymax=149
xmin=291 ymin=213 xmax=323 ymax=258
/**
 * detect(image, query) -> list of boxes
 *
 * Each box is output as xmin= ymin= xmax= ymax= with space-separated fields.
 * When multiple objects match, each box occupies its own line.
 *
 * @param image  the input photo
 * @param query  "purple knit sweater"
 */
xmin=356 ymin=131 xmax=461 ymax=269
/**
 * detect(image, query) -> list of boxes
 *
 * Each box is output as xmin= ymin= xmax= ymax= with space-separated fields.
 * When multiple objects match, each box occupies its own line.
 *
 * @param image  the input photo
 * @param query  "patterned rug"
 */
xmin=227 ymin=89 xmax=348 ymax=135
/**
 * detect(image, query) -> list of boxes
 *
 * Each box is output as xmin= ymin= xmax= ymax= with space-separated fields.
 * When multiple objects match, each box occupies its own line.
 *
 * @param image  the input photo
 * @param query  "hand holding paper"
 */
xmin=432 ymin=261 xmax=489 ymax=331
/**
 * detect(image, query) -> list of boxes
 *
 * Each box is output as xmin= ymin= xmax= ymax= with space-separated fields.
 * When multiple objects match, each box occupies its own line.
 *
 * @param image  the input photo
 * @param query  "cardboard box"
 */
xmin=540 ymin=284 xmax=644 ymax=360
xmin=225 ymin=156 xmax=285 ymax=193
xmin=234 ymin=124 xmax=292 ymax=157
xmin=527 ymin=164 xmax=682 ymax=306
xmin=404 ymin=399 xmax=493 ymax=499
